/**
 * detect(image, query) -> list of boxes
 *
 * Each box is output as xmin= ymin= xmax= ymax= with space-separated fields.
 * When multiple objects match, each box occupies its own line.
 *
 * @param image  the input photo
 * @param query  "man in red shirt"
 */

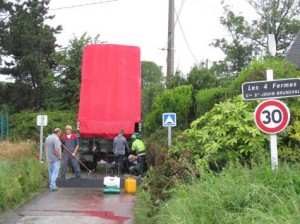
xmin=60 ymin=125 xmax=80 ymax=180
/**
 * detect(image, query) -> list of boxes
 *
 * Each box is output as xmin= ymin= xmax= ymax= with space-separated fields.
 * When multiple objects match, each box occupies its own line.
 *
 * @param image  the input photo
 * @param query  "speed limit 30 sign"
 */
xmin=254 ymin=100 xmax=290 ymax=134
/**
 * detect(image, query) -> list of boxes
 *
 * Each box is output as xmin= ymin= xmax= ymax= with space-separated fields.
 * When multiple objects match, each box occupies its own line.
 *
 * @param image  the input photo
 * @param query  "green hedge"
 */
xmin=195 ymin=58 xmax=300 ymax=118
xmin=195 ymin=87 xmax=231 ymax=117
xmin=143 ymin=85 xmax=193 ymax=133
xmin=10 ymin=110 xmax=77 ymax=141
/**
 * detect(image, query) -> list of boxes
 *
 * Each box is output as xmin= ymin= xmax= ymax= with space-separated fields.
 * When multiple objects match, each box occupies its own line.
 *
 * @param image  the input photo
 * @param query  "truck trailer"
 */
xmin=77 ymin=44 xmax=141 ymax=171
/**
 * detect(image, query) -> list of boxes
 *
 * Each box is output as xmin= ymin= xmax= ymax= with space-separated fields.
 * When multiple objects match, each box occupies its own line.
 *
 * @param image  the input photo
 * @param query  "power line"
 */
xmin=176 ymin=10 xmax=198 ymax=64
xmin=50 ymin=0 xmax=118 ymax=11
xmin=164 ymin=0 xmax=186 ymax=49
xmin=190 ymin=0 xmax=222 ymax=11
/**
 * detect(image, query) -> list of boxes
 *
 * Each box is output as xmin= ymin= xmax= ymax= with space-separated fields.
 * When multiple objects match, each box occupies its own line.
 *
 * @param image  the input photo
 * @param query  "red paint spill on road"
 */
xmin=82 ymin=210 xmax=130 ymax=222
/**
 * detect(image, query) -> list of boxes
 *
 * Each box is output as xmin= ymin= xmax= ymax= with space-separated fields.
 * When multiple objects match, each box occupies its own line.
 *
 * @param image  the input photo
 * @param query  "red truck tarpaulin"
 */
xmin=78 ymin=44 xmax=141 ymax=139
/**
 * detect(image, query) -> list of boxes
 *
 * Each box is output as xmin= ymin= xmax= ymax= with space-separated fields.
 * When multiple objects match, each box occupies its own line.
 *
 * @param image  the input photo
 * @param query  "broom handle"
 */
xmin=61 ymin=143 xmax=93 ymax=173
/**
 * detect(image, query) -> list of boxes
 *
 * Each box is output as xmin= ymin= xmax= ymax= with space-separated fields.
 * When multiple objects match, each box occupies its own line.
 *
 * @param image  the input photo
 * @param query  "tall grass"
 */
xmin=137 ymin=163 xmax=300 ymax=224
xmin=0 ymin=141 xmax=36 ymax=161
xmin=0 ymin=141 xmax=47 ymax=211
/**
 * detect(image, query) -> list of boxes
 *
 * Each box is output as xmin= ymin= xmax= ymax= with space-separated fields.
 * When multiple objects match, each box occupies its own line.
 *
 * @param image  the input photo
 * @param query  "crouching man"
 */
xmin=128 ymin=134 xmax=147 ymax=176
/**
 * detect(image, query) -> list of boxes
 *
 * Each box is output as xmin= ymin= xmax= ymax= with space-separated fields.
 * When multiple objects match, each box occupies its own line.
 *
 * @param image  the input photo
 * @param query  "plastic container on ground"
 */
xmin=125 ymin=177 xmax=137 ymax=193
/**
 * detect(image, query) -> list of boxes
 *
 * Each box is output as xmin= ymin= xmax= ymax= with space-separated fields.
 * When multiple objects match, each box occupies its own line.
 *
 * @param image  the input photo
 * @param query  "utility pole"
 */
xmin=166 ymin=0 xmax=175 ymax=80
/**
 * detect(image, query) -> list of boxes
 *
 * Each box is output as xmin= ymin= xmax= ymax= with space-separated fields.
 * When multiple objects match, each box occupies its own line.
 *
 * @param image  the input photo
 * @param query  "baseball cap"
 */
xmin=65 ymin=125 xmax=72 ymax=130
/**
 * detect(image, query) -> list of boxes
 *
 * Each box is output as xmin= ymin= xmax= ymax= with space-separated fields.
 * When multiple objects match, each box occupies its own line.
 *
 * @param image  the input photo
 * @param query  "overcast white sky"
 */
xmin=1 ymin=0 xmax=257 ymax=81
xmin=48 ymin=0 xmax=258 ymax=74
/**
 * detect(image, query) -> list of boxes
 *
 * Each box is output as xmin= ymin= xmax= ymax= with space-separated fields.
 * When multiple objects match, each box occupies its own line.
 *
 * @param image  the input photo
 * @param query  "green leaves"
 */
xmin=176 ymin=96 xmax=270 ymax=168
xmin=144 ymin=85 xmax=193 ymax=133
xmin=56 ymin=33 xmax=101 ymax=110
xmin=211 ymin=0 xmax=300 ymax=77
xmin=141 ymin=61 xmax=165 ymax=119
xmin=0 ymin=0 xmax=61 ymax=111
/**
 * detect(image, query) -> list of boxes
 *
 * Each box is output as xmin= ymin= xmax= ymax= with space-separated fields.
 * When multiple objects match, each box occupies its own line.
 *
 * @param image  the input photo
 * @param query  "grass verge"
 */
xmin=135 ymin=163 xmax=300 ymax=224
xmin=0 ymin=141 xmax=47 ymax=211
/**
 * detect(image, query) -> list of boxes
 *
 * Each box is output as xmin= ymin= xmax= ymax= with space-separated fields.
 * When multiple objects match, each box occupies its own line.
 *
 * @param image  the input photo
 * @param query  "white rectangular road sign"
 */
xmin=37 ymin=115 xmax=48 ymax=126
xmin=162 ymin=113 xmax=176 ymax=127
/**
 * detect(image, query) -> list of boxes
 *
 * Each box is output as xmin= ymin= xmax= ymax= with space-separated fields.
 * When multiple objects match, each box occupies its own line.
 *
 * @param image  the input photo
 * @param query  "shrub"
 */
xmin=278 ymin=98 xmax=300 ymax=162
xmin=136 ymin=143 xmax=198 ymax=220
xmin=171 ymin=96 xmax=270 ymax=169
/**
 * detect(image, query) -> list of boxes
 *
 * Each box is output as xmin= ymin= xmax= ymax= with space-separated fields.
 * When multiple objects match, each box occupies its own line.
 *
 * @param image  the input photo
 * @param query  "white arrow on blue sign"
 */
xmin=162 ymin=113 xmax=176 ymax=127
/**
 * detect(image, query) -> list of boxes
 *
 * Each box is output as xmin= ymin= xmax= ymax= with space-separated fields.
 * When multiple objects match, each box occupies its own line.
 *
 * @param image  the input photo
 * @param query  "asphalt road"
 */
xmin=0 ymin=170 xmax=137 ymax=224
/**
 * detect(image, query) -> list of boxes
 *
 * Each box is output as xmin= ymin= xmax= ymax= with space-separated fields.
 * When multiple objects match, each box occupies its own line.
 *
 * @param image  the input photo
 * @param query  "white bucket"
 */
xmin=104 ymin=176 xmax=120 ymax=188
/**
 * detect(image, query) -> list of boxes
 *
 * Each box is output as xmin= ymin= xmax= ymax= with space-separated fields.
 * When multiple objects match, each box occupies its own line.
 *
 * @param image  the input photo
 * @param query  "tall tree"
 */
xmin=165 ymin=70 xmax=187 ymax=89
xmin=211 ymin=0 xmax=300 ymax=76
xmin=56 ymin=33 xmax=101 ymax=110
xmin=187 ymin=63 xmax=219 ymax=92
xmin=248 ymin=0 xmax=300 ymax=52
xmin=0 ymin=0 xmax=12 ymax=64
xmin=141 ymin=61 xmax=165 ymax=118
xmin=0 ymin=0 xmax=61 ymax=111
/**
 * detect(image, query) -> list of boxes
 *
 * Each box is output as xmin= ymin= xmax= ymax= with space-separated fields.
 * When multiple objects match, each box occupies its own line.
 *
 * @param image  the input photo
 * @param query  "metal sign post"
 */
xmin=267 ymin=70 xmax=277 ymax=170
xmin=162 ymin=113 xmax=176 ymax=147
xmin=168 ymin=126 xmax=172 ymax=147
xmin=37 ymin=115 xmax=48 ymax=162
xmin=39 ymin=120 xmax=44 ymax=161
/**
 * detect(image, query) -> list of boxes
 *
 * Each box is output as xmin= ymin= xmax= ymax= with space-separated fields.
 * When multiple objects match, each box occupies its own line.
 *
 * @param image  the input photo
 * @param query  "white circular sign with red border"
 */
xmin=254 ymin=100 xmax=290 ymax=134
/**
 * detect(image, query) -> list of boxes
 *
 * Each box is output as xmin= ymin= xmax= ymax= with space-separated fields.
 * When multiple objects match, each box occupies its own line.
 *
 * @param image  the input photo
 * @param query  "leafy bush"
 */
xmin=143 ymin=85 xmax=193 ymax=133
xmin=135 ymin=142 xmax=199 ymax=221
xmin=10 ymin=110 xmax=77 ymax=141
xmin=278 ymin=98 xmax=300 ymax=162
xmin=172 ymin=96 xmax=270 ymax=169
xmin=154 ymin=163 xmax=300 ymax=224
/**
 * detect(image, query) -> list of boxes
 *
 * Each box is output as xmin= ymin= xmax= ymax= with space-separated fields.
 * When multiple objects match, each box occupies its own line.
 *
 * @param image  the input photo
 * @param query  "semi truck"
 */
xmin=77 ymin=44 xmax=141 ymax=171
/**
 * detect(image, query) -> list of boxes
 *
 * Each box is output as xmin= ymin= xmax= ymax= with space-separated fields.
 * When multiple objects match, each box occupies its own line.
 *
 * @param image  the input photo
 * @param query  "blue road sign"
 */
xmin=162 ymin=113 xmax=176 ymax=127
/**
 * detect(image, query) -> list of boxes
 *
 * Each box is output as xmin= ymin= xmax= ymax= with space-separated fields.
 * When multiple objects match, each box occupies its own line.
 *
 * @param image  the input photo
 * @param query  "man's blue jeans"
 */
xmin=48 ymin=160 xmax=60 ymax=189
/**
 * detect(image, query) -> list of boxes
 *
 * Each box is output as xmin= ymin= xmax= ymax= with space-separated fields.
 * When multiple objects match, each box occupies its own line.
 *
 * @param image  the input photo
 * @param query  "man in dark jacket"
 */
xmin=113 ymin=129 xmax=130 ymax=175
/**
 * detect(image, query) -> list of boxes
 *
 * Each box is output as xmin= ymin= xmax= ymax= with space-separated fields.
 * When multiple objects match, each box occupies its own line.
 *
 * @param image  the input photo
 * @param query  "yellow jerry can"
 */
xmin=125 ymin=177 xmax=137 ymax=193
